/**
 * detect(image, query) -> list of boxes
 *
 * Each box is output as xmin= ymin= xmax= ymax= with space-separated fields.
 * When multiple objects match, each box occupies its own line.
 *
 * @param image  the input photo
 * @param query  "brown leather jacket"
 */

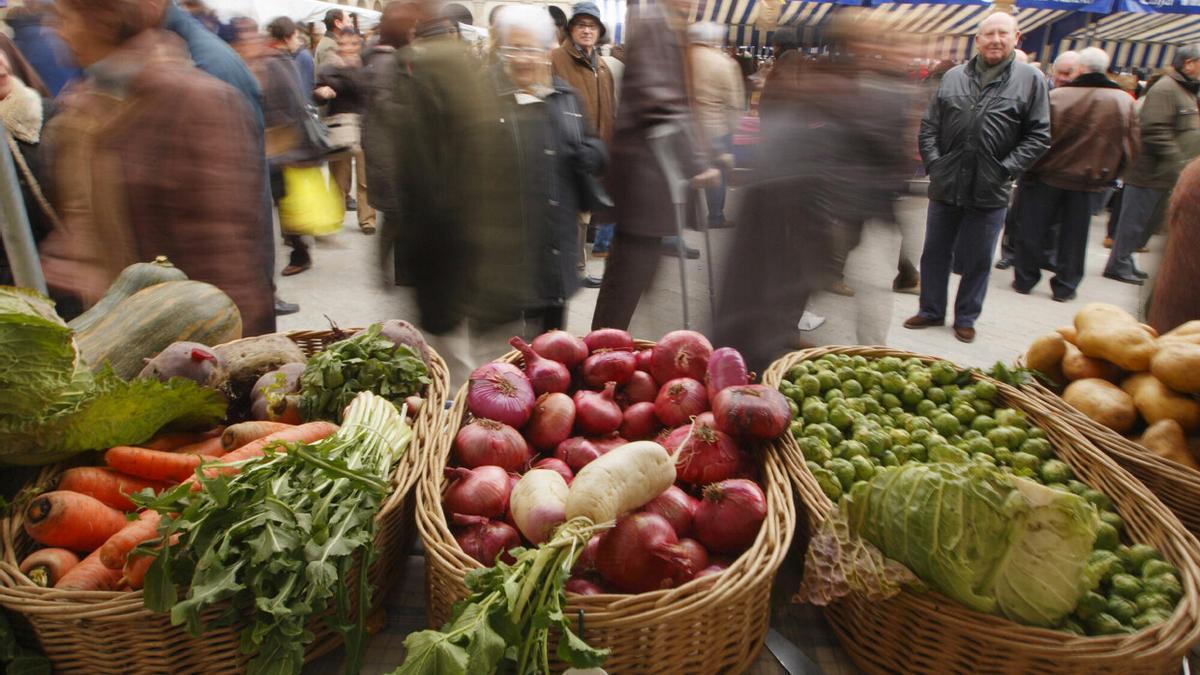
xmin=1029 ymin=73 xmax=1139 ymax=192
xmin=550 ymin=41 xmax=614 ymax=146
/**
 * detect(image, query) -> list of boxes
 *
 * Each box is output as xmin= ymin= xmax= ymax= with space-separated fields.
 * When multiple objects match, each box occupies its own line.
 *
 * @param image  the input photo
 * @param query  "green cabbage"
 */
xmin=798 ymin=462 xmax=1100 ymax=627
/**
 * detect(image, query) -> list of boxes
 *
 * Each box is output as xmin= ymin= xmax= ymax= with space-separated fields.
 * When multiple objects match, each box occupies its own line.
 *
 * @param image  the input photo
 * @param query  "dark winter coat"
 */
xmin=1150 ymin=157 xmax=1200 ymax=333
xmin=1125 ymin=68 xmax=1200 ymax=190
xmin=919 ymin=54 xmax=1051 ymax=209
xmin=363 ymin=44 xmax=399 ymax=212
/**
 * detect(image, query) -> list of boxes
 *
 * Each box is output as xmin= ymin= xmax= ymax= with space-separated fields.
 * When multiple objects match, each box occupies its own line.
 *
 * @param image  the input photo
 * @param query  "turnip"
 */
xmin=565 ymin=440 xmax=677 ymax=524
xmin=508 ymin=469 xmax=568 ymax=544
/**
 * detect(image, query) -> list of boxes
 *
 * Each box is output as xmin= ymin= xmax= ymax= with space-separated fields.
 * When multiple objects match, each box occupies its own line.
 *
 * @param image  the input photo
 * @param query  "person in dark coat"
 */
xmin=364 ymin=0 xmax=417 ymax=249
xmin=589 ymin=0 xmax=719 ymax=331
xmin=0 ymin=47 xmax=54 ymax=287
xmin=1148 ymin=157 xmax=1200 ymax=334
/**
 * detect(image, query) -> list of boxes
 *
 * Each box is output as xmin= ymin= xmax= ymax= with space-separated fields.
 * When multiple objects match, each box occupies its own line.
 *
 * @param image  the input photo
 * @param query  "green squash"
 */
xmin=67 ymin=256 xmax=187 ymax=333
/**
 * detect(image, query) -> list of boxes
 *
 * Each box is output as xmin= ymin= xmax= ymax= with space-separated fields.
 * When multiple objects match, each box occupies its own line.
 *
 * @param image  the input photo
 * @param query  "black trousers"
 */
xmin=591 ymin=232 xmax=663 ymax=330
xmin=1014 ymin=181 xmax=1093 ymax=298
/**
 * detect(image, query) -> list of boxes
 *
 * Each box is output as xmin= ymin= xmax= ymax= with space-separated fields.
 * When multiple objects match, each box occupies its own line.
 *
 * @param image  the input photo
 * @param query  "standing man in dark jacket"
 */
xmin=1104 ymin=45 xmax=1200 ymax=285
xmin=1013 ymin=47 xmax=1137 ymax=302
xmin=904 ymin=12 xmax=1050 ymax=343
xmin=590 ymin=0 xmax=720 ymax=331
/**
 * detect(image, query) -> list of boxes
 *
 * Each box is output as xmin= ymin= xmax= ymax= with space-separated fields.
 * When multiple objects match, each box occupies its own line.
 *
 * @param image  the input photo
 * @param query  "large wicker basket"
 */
xmin=0 ymin=329 xmax=449 ymax=674
xmin=763 ymin=346 xmax=1200 ymax=675
xmin=416 ymin=340 xmax=797 ymax=673
xmin=1020 ymin=376 xmax=1200 ymax=538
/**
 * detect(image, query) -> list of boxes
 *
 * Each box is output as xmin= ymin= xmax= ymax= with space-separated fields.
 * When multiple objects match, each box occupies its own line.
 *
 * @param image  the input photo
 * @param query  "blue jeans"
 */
xmin=1014 ymin=181 xmax=1093 ymax=298
xmin=918 ymin=200 xmax=1006 ymax=329
xmin=704 ymin=134 xmax=733 ymax=226
xmin=1105 ymin=184 xmax=1166 ymax=277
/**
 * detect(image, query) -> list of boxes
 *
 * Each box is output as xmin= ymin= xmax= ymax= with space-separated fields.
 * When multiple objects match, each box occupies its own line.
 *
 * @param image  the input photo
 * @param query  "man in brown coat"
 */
xmin=549 ymin=1 xmax=614 ymax=146
xmin=1012 ymin=47 xmax=1138 ymax=302
xmin=40 ymin=0 xmax=274 ymax=335
xmin=590 ymin=0 xmax=719 ymax=331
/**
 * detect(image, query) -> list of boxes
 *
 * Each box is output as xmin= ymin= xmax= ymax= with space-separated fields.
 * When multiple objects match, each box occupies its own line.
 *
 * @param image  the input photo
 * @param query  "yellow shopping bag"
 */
xmin=278 ymin=165 xmax=345 ymax=236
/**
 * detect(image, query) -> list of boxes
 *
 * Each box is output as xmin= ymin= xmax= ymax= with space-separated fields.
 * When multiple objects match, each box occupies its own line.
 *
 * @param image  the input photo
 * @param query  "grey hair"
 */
xmin=1175 ymin=44 xmax=1200 ymax=70
xmin=688 ymin=21 xmax=726 ymax=47
xmin=494 ymin=4 xmax=558 ymax=48
xmin=1077 ymin=47 xmax=1110 ymax=74
xmin=1053 ymin=50 xmax=1079 ymax=69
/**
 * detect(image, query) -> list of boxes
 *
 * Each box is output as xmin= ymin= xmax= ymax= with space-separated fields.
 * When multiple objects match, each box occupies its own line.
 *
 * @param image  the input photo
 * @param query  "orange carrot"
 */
xmin=184 ymin=421 xmax=339 ymax=488
xmin=220 ymin=421 xmax=294 ymax=451
xmin=175 ymin=436 xmax=227 ymax=458
xmin=98 ymin=510 xmax=161 ymax=570
xmin=142 ymin=427 xmax=224 ymax=451
xmin=55 ymin=548 xmax=123 ymax=591
xmin=23 ymin=491 xmax=129 ymax=551
xmin=19 ymin=548 xmax=81 ymax=587
xmin=123 ymin=552 xmax=155 ymax=590
xmin=54 ymin=467 xmax=171 ymax=511
xmin=105 ymin=446 xmax=204 ymax=483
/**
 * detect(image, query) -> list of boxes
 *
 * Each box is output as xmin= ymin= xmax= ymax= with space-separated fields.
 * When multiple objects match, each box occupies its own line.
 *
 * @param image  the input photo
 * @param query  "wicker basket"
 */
xmin=763 ymin=346 xmax=1200 ymax=675
xmin=1020 ymin=376 xmax=1200 ymax=539
xmin=0 ymin=329 xmax=449 ymax=674
xmin=415 ymin=340 xmax=797 ymax=673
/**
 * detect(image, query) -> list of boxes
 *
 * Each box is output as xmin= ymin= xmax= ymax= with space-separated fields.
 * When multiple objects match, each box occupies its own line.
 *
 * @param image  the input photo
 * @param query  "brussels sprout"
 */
xmin=881 ymin=393 xmax=902 ymax=411
xmin=825 ymin=389 xmax=846 ymax=403
xmin=968 ymin=437 xmax=995 ymax=456
xmin=846 ymin=455 xmax=873 ymax=481
xmin=805 ymin=460 xmax=823 ymax=473
xmin=1142 ymin=559 xmax=1176 ymax=579
xmin=905 ymin=443 xmax=927 ymax=463
xmin=1081 ymin=489 xmax=1113 ymax=512
xmin=787 ymin=365 xmax=807 ymax=381
xmin=1106 ymin=595 xmax=1138 ymax=623
xmin=1131 ymin=608 xmax=1173 ymax=630
xmin=1124 ymin=544 xmax=1162 ymax=572
xmin=790 ymin=420 xmax=805 ymax=438
xmin=924 ymin=386 xmax=946 ymax=405
xmin=1066 ymin=480 xmax=1090 ymax=496
xmin=962 ymin=429 xmax=982 ymax=441
xmin=914 ymin=399 xmax=938 ymax=418
xmin=986 ymin=427 xmax=1015 ymax=450
xmin=1007 ymin=427 xmax=1029 ymax=449
xmin=1046 ymin=482 xmax=1070 ymax=492
xmin=781 ymin=382 xmax=804 ymax=403
xmin=855 ymin=368 xmax=879 ymax=389
xmin=888 ymin=406 xmax=907 ymax=420
xmin=877 ymin=356 xmax=903 ymax=373
xmin=901 ymin=384 xmax=925 ymax=408
xmin=1020 ymin=438 xmax=1055 ymax=461
xmin=972 ymin=399 xmax=995 ymax=416
xmin=850 ymin=356 xmax=868 ymax=368
xmin=880 ymin=371 xmax=906 ymax=395
xmin=1100 ymin=511 xmax=1125 ymax=535
xmin=842 ymin=379 xmax=865 ymax=398
xmin=952 ymin=388 xmax=978 ymax=405
xmin=929 ymin=360 xmax=957 ymax=385
xmin=888 ymin=428 xmax=911 ymax=446
xmin=971 ymin=415 xmax=998 ymax=434
xmin=1011 ymin=452 xmax=1041 ymax=475
xmin=788 ymin=398 xmax=801 ymax=418
xmin=952 ymin=404 xmax=976 ymax=425
xmin=1110 ymin=573 xmax=1143 ymax=600
xmin=1074 ymin=591 xmax=1108 ymax=620
xmin=942 ymin=384 xmax=961 ymax=397
xmin=933 ymin=413 xmax=961 ymax=438
xmin=1144 ymin=574 xmax=1183 ymax=603
xmin=994 ymin=448 xmax=1014 ymax=466
xmin=821 ymin=423 xmax=845 ymax=446
xmin=841 ymin=440 xmax=870 ymax=459
xmin=836 ymin=367 xmax=856 ymax=383
xmin=995 ymin=408 xmax=1027 ymax=429
xmin=973 ymin=452 xmax=997 ymax=466
xmin=813 ymin=468 xmax=843 ymax=501
xmin=909 ymin=370 xmax=933 ymax=391
xmin=1039 ymin=459 xmax=1072 ymax=485
xmin=796 ymin=373 xmax=821 ymax=396
xmin=817 ymin=371 xmax=839 ymax=392
xmin=1059 ymin=618 xmax=1087 ymax=636
xmin=1027 ymin=427 xmax=1046 ymax=440
xmin=803 ymin=400 xmax=829 ymax=425
xmin=1094 ymin=522 xmax=1120 ymax=551
xmin=973 ymin=381 xmax=998 ymax=402
xmin=1135 ymin=592 xmax=1173 ymax=613
xmin=829 ymin=406 xmax=854 ymax=431
xmin=1085 ymin=612 xmax=1129 ymax=636
xmin=929 ymin=444 xmax=970 ymax=465
xmin=798 ymin=436 xmax=832 ymax=463
xmin=1086 ymin=550 xmax=1126 ymax=587
xmin=827 ymin=458 xmax=856 ymax=490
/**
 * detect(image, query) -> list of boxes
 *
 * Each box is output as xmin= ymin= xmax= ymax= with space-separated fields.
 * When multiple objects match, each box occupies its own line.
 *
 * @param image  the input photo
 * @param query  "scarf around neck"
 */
xmin=0 ymin=78 xmax=43 ymax=144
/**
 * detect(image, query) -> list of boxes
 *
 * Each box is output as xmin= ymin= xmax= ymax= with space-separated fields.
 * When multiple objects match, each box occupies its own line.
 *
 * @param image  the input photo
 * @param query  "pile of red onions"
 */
xmin=446 ymin=328 xmax=784 ymax=587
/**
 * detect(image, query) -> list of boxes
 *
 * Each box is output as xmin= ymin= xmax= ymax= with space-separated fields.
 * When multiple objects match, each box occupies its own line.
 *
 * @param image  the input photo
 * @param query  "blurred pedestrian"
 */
xmin=1149 ymin=157 xmax=1200 ymax=333
xmin=1013 ymin=47 xmax=1137 ymax=302
xmin=5 ymin=3 xmax=80 ymax=96
xmin=293 ymin=33 xmax=316 ymax=102
xmin=41 ymin=0 xmax=274 ymax=334
xmin=1051 ymin=50 xmax=1079 ymax=88
xmin=904 ymin=13 xmax=1049 ymax=343
xmin=314 ymin=9 xmax=347 ymax=68
xmin=317 ymin=27 xmax=376 ymax=234
xmin=0 ymin=47 xmax=54 ymax=287
xmin=688 ymin=22 xmax=743 ymax=229
xmin=1104 ymin=44 xmax=1200 ymax=285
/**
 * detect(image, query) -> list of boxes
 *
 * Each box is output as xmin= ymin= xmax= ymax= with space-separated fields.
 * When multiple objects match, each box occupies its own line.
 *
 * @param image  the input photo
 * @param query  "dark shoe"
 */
xmin=903 ymin=315 xmax=944 ymax=330
xmin=1011 ymin=282 xmax=1031 ymax=295
xmin=282 ymin=261 xmax=312 ymax=276
xmin=661 ymin=237 xmax=700 ymax=259
xmin=995 ymin=258 xmax=1013 ymax=270
xmin=345 ymin=197 xmax=358 ymax=211
xmin=1052 ymin=293 xmax=1076 ymax=303
xmin=1132 ymin=267 xmax=1148 ymax=280
xmin=1103 ymin=271 xmax=1144 ymax=286
xmin=954 ymin=325 xmax=976 ymax=343
xmin=893 ymin=283 xmax=920 ymax=295
xmin=1103 ymin=237 xmax=1114 ymax=249
xmin=581 ymin=275 xmax=603 ymax=289
xmin=892 ymin=273 xmax=920 ymax=295
xmin=360 ymin=224 xmax=377 ymax=235
xmin=1136 ymin=246 xmax=1149 ymax=253
xmin=274 ymin=298 xmax=300 ymax=316
xmin=827 ymin=281 xmax=856 ymax=297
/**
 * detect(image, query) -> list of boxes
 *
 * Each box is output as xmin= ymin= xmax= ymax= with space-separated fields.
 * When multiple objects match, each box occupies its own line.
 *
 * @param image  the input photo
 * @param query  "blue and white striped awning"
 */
xmin=1054 ymin=36 xmax=1179 ymax=67
xmin=848 ymin=3 xmax=1071 ymax=34
xmin=1066 ymin=11 xmax=1200 ymax=42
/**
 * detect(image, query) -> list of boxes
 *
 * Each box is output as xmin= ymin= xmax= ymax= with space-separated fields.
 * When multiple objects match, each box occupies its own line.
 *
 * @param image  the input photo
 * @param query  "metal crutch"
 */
xmin=0 ymin=132 xmax=46 ymax=294
xmin=647 ymin=123 xmax=692 ymax=329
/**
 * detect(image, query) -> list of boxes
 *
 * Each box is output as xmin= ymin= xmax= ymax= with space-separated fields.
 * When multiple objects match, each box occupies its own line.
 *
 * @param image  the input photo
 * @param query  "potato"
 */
xmin=1138 ymin=419 xmax=1199 ymax=470
xmin=1056 ymin=325 xmax=1079 ymax=345
xmin=1075 ymin=303 xmax=1159 ymax=372
xmin=1159 ymin=321 xmax=1200 ymax=347
xmin=1121 ymin=373 xmax=1200 ymax=433
xmin=1150 ymin=342 xmax=1200 ymax=394
xmin=1026 ymin=333 xmax=1067 ymax=385
xmin=1140 ymin=323 xmax=1160 ymax=338
xmin=1061 ymin=343 xmax=1123 ymax=383
xmin=1062 ymin=378 xmax=1138 ymax=434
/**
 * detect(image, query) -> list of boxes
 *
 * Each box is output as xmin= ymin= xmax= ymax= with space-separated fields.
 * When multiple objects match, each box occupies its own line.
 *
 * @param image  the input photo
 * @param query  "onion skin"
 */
xmin=565 ymin=577 xmax=605 ymax=596
xmin=574 ymin=382 xmax=622 ymax=435
xmin=467 ymin=363 xmax=536 ymax=428
xmin=573 ymin=534 xmax=602 ymax=573
xmin=650 ymin=330 xmax=713 ymax=383
xmin=654 ymin=378 xmax=709 ymax=427
xmin=452 ymin=514 xmax=521 ymax=565
xmin=664 ymin=422 xmax=743 ymax=486
xmin=532 ymin=457 xmax=574 ymax=484
xmin=554 ymin=436 xmax=602 ymax=472
xmin=620 ymin=402 xmax=660 ymax=440
xmin=443 ymin=466 xmax=511 ymax=518
xmin=635 ymin=348 xmax=654 ymax=372
xmin=619 ymin=370 xmax=659 ymax=407
xmin=584 ymin=328 xmax=634 ymax=352
xmin=596 ymin=512 xmax=694 ymax=593
xmin=581 ymin=350 xmax=637 ymax=387
xmin=696 ymin=563 xmax=728 ymax=579
xmin=693 ymin=479 xmax=767 ymax=554
xmin=526 ymin=393 xmax=576 ymax=451
xmin=674 ymin=538 xmax=710 ymax=584
xmin=510 ymin=336 xmax=572 ymax=394
xmin=711 ymin=385 xmax=791 ymax=441
xmin=705 ymin=347 xmax=749 ymax=400
xmin=589 ymin=434 xmax=628 ymax=453
xmin=454 ymin=419 xmax=531 ymax=471
xmin=531 ymin=330 xmax=588 ymax=368
xmin=642 ymin=485 xmax=698 ymax=537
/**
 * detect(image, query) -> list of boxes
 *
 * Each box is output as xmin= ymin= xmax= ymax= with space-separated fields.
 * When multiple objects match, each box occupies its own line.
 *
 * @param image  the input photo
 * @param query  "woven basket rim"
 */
xmin=0 ymin=328 xmax=449 ymax=614
xmin=416 ymin=338 xmax=797 ymax=619
xmin=763 ymin=345 xmax=1200 ymax=661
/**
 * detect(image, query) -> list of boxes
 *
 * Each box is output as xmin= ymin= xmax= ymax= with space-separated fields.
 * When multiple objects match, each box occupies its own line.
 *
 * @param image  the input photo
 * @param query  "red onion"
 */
xmin=654 ymin=378 xmax=708 ymax=427
xmin=665 ymin=422 xmax=743 ymax=486
xmin=510 ymin=336 xmax=571 ymax=395
xmin=642 ymin=485 xmax=698 ymax=537
xmin=454 ymin=419 xmax=531 ymax=471
xmin=619 ymin=370 xmax=659 ymax=407
xmin=673 ymin=538 xmax=710 ymax=584
xmin=444 ymin=466 xmax=511 ymax=518
xmin=555 ymin=436 xmax=602 ymax=472
xmin=526 ymin=393 xmax=576 ymax=451
xmin=596 ymin=513 xmax=694 ymax=593
xmin=452 ymin=514 xmax=521 ymax=565
xmin=650 ymin=330 xmax=713 ymax=383
xmin=531 ymin=330 xmax=588 ymax=368
xmin=581 ymin=350 xmax=636 ymax=387
xmin=693 ymin=479 xmax=767 ymax=554
xmin=584 ymin=328 xmax=634 ymax=352
xmin=635 ymin=348 xmax=653 ymax=373
xmin=467 ymin=363 xmax=535 ymax=428
xmin=565 ymin=577 xmax=605 ymax=596
xmin=696 ymin=562 xmax=728 ymax=579
xmin=590 ymin=434 xmax=628 ymax=453
xmin=620 ymin=402 xmax=660 ymax=440
xmin=574 ymin=534 xmax=602 ymax=573
xmin=574 ymin=382 xmax=622 ymax=435
xmin=532 ymin=457 xmax=574 ymax=483
xmin=705 ymin=347 xmax=749 ymax=400
xmin=712 ymin=385 xmax=791 ymax=441
xmin=694 ymin=411 xmax=716 ymax=428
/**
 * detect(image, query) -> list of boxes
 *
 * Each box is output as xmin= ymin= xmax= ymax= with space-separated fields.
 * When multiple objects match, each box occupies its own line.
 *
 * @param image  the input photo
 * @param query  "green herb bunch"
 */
xmin=299 ymin=324 xmax=430 ymax=423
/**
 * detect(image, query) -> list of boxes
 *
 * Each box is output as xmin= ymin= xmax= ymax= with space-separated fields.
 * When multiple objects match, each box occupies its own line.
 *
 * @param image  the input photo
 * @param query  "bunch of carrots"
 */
xmin=18 ymin=420 xmax=338 ymax=592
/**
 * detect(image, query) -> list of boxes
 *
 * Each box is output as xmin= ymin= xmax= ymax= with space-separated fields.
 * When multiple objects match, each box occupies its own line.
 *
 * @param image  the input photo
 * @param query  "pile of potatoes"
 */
xmin=1025 ymin=303 xmax=1200 ymax=471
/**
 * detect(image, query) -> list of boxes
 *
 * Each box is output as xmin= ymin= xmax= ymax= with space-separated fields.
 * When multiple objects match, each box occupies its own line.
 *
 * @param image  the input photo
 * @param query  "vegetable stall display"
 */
xmin=1020 ymin=304 xmax=1200 ymax=537
xmin=765 ymin=346 xmax=1200 ymax=674
xmin=408 ymin=330 xmax=796 ymax=674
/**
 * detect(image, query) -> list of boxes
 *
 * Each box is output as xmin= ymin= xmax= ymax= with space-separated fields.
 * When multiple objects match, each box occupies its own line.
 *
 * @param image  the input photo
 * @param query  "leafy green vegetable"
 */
xmin=299 ymin=324 xmax=430 ymax=423
xmin=139 ymin=392 xmax=411 ymax=675
xmin=0 ymin=287 xmax=76 ymax=419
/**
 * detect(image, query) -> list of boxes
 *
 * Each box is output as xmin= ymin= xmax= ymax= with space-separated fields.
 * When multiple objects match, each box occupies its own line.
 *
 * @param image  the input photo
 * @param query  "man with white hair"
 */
xmin=688 ymin=21 xmax=744 ymax=229
xmin=904 ymin=12 xmax=1049 ymax=343
xmin=1052 ymin=50 xmax=1080 ymax=88
xmin=1012 ymin=47 xmax=1137 ymax=301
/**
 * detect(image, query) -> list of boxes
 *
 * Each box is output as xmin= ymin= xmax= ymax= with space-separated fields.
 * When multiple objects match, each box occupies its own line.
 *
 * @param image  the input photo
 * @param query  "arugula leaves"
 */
xmin=298 ymin=324 xmax=430 ymax=423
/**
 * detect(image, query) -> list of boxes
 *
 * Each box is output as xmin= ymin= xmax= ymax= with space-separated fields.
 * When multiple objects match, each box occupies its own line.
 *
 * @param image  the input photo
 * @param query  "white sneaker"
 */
xmin=798 ymin=311 xmax=826 ymax=332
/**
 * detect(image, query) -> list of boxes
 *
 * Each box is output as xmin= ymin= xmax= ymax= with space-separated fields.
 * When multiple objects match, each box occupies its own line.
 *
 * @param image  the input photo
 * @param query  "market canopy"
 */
xmin=203 ymin=0 xmax=381 ymax=25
